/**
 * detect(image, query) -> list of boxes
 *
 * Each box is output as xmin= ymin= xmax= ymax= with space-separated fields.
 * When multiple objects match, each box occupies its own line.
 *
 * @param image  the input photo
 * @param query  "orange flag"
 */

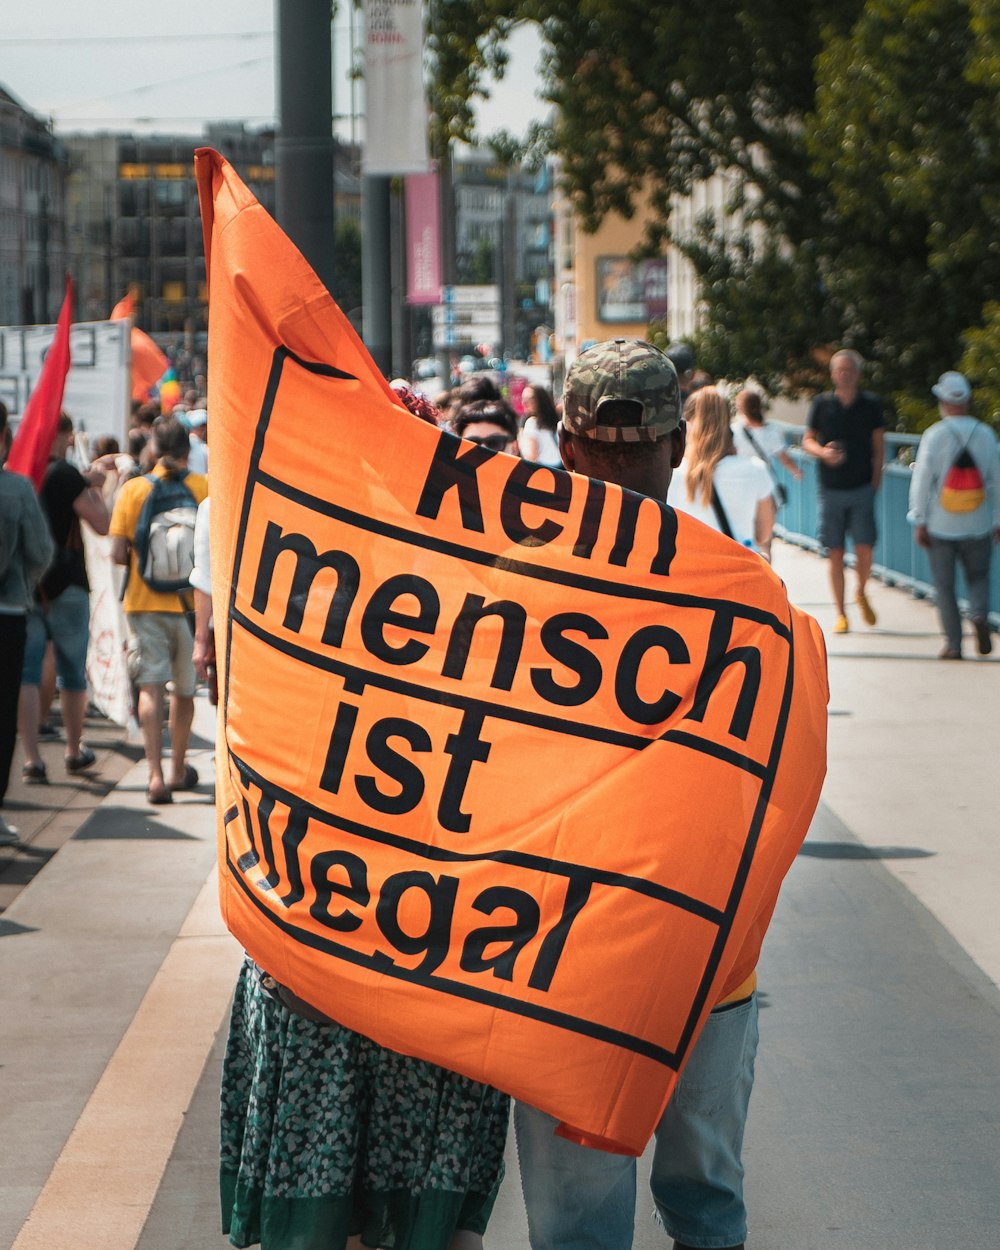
xmin=8 ymin=276 xmax=73 ymax=488
xmin=109 ymin=288 xmax=135 ymax=321
xmin=110 ymin=287 xmax=169 ymax=402
xmin=195 ymin=148 xmax=829 ymax=1154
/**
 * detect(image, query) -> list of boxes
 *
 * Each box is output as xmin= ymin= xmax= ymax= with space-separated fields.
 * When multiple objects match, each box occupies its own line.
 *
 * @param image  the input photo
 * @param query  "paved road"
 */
xmin=3 ymin=540 xmax=999 ymax=1250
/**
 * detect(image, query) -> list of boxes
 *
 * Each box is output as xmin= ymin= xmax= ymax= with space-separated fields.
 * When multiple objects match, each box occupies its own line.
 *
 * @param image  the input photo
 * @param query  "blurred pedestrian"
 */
xmin=452 ymin=398 xmax=520 ymax=455
xmin=390 ymin=379 xmax=440 ymax=427
xmin=116 ymin=428 xmax=150 ymax=487
xmin=457 ymin=374 xmax=501 ymax=404
xmin=732 ymin=387 xmax=802 ymax=504
xmin=181 ymin=408 xmax=209 ymax=475
xmin=0 ymin=403 xmax=55 ymax=842
xmin=189 ymin=495 xmax=216 ymax=704
xmin=907 ymin=371 xmax=1000 ymax=659
xmin=802 ymin=349 xmax=886 ymax=634
xmin=668 ymin=387 xmax=775 ymax=560
xmin=18 ymin=413 xmax=110 ymax=783
xmin=665 ymin=342 xmax=696 ymax=402
xmin=110 ymin=415 xmax=208 ymax=804
xmin=517 ymin=384 xmax=561 ymax=469
xmin=91 ymin=435 xmax=123 ymax=507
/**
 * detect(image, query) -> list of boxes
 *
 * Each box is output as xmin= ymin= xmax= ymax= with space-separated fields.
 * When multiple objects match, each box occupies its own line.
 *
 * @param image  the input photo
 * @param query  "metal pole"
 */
xmin=362 ymin=176 xmax=392 ymax=375
xmin=389 ymin=180 xmax=409 ymax=379
xmin=275 ymin=0 xmax=336 ymax=293
xmin=435 ymin=146 xmax=456 ymax=388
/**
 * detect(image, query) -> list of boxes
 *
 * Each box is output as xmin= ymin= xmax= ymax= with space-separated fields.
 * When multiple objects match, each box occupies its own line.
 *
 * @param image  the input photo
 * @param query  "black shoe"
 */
xmin=38 ymin=721 xmax=60 ymax=741
xmin=65 ymin=747 xmax=97 ymax=773
xmin=22 ymin=761 xmax=48 ymax=784
xmin=973 ymin=617 xmax=993 ymax=656
xmin=673 ymin=1244 xmax=743 ymax=1250
xmin=673 ymin=1244 xmax=744 ymax=1250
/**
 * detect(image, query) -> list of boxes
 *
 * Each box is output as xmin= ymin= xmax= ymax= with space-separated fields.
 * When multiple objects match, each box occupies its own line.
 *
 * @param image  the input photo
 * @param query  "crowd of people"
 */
xmin=0 ymin=390 xmax=212 ymax=841
xmin=425 ymin=346 xmax=999 ymax=661
xmin=221 ymin=342 xmax=992 ymax=1250
xmin=2 ymin=332 xmax=998 ymax=1250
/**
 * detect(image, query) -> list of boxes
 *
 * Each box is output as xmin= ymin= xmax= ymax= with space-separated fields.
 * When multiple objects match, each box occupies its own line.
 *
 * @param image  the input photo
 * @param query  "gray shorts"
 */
xmin=126 ymin=612 xmax=196 ymax=697
xmin=817 ymin=483 xmax=877 ymax=550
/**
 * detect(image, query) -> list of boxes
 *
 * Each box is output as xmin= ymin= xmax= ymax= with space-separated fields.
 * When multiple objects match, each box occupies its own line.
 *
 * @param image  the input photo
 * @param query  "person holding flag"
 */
xmin=195 ymin=148 xmax=828 ymax=1250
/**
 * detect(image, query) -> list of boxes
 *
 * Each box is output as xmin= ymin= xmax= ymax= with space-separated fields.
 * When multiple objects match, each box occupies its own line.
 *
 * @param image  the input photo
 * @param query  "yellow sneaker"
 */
xmin=855 ymin=591 xmax=877 ymax=627
xmin=833 ymin=614 xmax=849 ymax=634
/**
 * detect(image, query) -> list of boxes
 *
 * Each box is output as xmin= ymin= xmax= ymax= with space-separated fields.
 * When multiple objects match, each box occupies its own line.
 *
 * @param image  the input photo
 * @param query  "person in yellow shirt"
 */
xmin=110 ymin=415 xmax=208 ymax=804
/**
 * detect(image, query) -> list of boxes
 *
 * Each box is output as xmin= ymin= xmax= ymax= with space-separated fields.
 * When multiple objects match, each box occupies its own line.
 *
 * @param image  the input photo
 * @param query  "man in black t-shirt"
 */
xmin=18 ymin=413 xmax=110 ymax=782
xmin=803 ymin=350 xmax=886 ymax=635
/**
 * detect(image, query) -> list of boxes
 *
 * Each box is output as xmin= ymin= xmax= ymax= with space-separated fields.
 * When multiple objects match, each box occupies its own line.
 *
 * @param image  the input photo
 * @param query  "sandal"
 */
xmin=147 ymin=785 xmax=173 ymax=805
xmin=170 ymin=764 xmax=199 ymax=792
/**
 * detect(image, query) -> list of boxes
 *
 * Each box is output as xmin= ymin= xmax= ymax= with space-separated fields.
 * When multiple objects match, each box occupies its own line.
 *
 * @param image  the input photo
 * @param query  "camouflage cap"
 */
xmin=562 ymin=339 xmax=681 ymax=443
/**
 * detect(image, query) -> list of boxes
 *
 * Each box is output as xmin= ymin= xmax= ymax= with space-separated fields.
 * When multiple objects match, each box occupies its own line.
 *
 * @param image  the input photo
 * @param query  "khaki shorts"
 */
xmin=126 ymin=612 xmax=197 ymax=697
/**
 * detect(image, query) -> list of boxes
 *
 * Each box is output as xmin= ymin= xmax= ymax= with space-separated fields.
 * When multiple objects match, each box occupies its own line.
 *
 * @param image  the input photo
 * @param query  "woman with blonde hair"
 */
xmin=668 ymin=387 xmax=776 ymax=560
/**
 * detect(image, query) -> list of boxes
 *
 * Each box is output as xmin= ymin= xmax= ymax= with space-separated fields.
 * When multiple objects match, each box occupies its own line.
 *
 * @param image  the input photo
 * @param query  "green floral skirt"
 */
xmin=220 ymin=961 xmax=510 ymax=1250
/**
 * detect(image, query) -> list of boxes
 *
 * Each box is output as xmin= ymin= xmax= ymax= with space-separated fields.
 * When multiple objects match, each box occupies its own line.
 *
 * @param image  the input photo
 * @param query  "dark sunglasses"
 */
xmin=465 ymin=433 xmax=511 ymax=452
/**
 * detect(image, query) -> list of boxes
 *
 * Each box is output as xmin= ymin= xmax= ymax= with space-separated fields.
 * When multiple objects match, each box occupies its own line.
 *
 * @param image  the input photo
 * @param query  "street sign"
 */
xmin=431 ymin=305 xmax=502 ymax=327
xmin=432 ymin=324 xmax=501 ymax=349
xmin=442 ymin=284 xmax=500 ymax=306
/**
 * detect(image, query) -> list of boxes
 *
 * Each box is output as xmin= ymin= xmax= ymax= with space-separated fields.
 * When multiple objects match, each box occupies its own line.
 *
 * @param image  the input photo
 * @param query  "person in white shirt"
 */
xmin=731 ymin=388 xmax=802 ymax=499
xmin=518 ymin=384 xmax=561 ymax=469
xmin=907 ymin=370 xmax=1000 ymax=659
xmin=668 ymin=387 xmax=776 ymax=560
xmin=189 ymin=495 xmax=216 ymax=702
xmin=182 ymin=408 xmax=209 ymax=475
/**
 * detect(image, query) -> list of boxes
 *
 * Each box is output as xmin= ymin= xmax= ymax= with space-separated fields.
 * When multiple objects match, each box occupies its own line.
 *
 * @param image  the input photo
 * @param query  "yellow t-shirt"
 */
xmin=110 ymin=465 xmax=209 ymax=613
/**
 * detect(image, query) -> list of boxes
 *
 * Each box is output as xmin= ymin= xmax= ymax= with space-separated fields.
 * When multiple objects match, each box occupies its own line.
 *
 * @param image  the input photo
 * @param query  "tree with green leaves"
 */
xmin=807 ymin=0 xmax=1000 ymax=417
xmin=425 ymin=1 xmax=1000 ymax=423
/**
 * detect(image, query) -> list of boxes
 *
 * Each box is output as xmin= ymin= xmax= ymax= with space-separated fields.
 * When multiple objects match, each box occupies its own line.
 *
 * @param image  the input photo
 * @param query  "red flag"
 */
xmin=8 ymin=276 xmax=73 ymax=488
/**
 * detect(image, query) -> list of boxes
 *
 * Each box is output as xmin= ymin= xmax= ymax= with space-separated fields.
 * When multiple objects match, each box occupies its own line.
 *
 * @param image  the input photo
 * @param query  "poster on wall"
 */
xmin=596 ymin=257 xmax=669 ymax=324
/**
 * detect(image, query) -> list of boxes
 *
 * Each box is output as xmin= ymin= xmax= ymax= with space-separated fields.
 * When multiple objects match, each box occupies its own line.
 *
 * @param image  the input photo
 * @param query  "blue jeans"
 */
xmin=21 ymin=585 xmax=91 ymax=691
xmin=515 ymin=994 xmax=759 ymax=1250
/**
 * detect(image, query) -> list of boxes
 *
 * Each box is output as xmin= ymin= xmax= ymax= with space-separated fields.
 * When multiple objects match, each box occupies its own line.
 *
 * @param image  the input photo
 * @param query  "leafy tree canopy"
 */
xmin=426 ymin=0 xmax=1000 ymax=423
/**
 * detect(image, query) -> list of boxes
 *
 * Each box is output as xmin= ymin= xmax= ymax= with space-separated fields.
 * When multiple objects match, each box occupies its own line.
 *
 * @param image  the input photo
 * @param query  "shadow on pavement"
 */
xmin=74 ymin=809 xmax=201 ymax=841
xmin=798 ymin=841 xmax=935 ymax=860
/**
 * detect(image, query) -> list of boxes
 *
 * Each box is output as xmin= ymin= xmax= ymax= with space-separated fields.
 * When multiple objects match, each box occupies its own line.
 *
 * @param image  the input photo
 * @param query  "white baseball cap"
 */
xmin=931 ymin=371 xmax=971 ymax=405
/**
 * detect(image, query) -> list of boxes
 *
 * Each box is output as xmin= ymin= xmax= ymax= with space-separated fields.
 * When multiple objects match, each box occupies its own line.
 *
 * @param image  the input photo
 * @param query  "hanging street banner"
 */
xmin=195 ymin=148 xmax=829 ymax=1155
xmin=363 ymin=0 xmax=429 ymax=175
xmin=405 ymin=171 xmax=442 ymax=305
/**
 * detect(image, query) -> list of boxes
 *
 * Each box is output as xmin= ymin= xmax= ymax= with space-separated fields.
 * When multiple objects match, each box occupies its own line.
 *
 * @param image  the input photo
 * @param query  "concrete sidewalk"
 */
xmin=2 ymin=539 xmax=999 ymax=1250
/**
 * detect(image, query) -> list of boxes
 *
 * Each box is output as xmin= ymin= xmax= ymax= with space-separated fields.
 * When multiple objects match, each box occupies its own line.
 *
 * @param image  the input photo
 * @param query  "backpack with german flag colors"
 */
xmin=939 ymin=427 xmax=986 ymax=514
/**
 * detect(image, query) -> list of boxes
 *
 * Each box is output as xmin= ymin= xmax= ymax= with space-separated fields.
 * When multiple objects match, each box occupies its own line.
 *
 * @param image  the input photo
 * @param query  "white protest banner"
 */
xmin=71 ymin=433 xmax=136 ymax=734
xmin=82 ymin=527 xmax=136 ymax=733
xmin=0 ymin=319 xmax=131 ymax=448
